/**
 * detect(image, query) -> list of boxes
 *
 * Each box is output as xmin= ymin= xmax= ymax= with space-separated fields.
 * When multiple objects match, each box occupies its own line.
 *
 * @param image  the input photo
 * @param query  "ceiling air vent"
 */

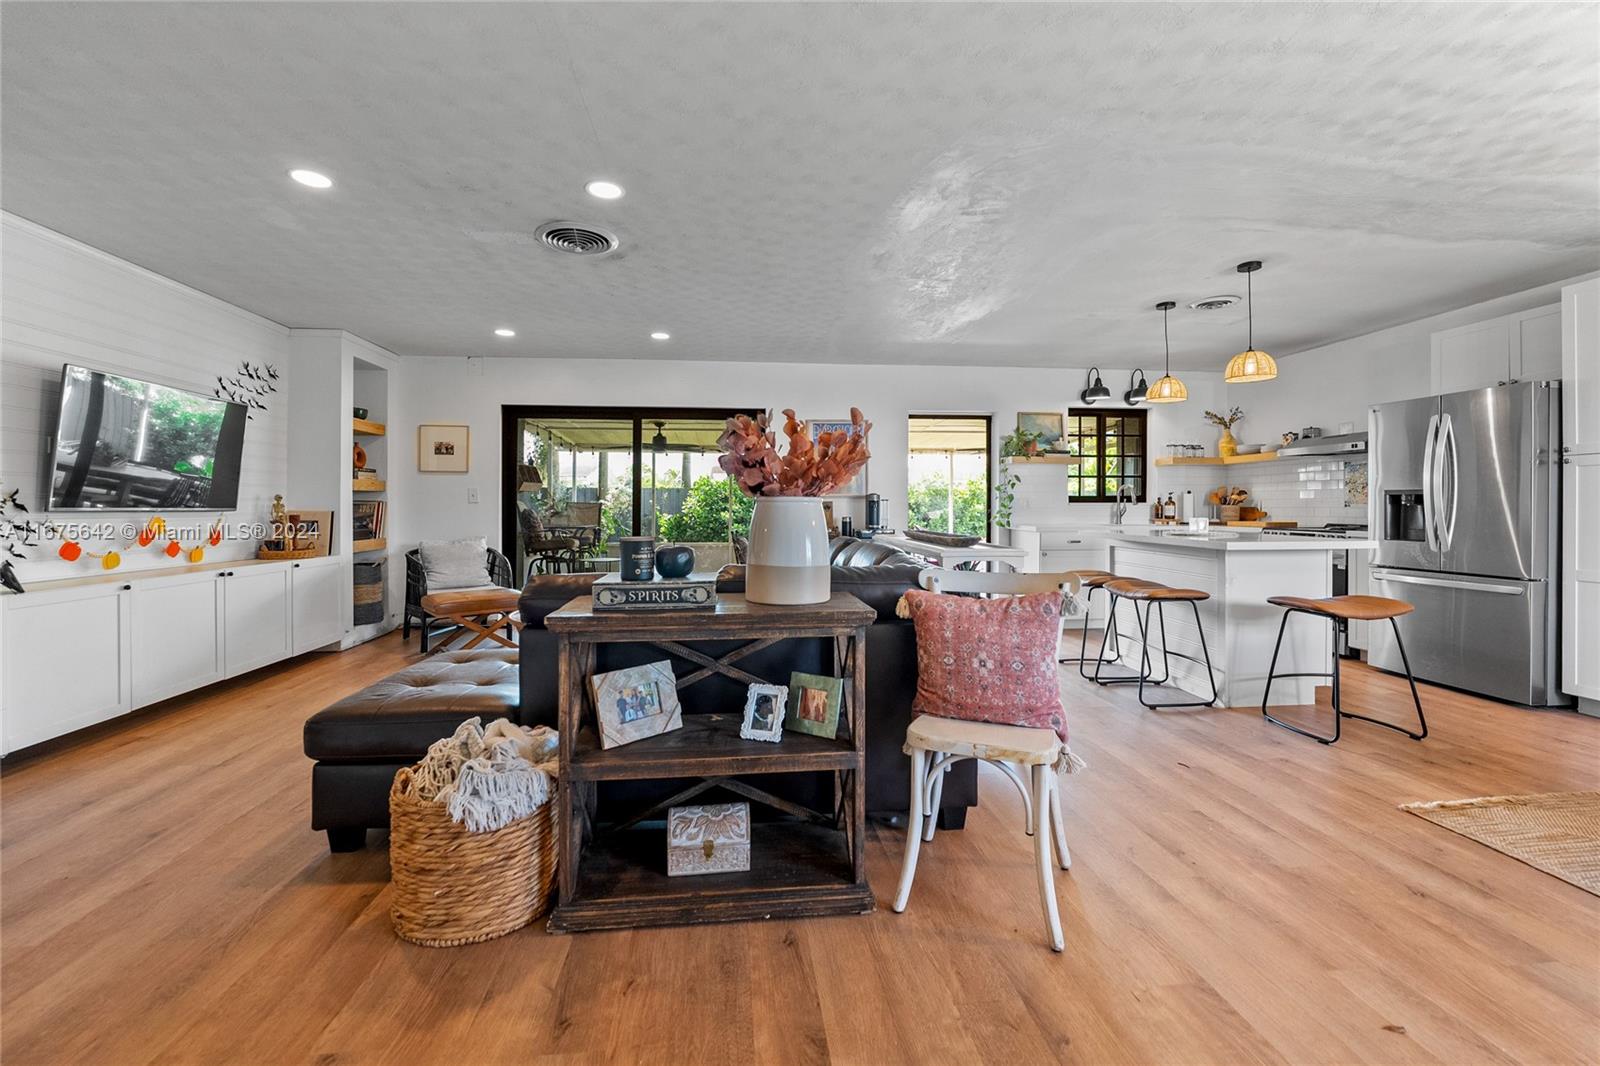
xmin=536 ymin=221 xmax=619 ymax=256
xmin=1188 ymin=294 xmax=1240 ymax=311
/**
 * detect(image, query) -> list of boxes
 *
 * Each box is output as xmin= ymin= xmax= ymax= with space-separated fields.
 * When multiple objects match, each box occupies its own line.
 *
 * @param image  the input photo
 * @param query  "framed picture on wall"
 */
xmin=418 ymin=424 xmax=470 ymax=473
xmin=810 ymin=419 xmax=868 ymax=496
xmin=1017 ymin=412 xmax=1064 ymax=447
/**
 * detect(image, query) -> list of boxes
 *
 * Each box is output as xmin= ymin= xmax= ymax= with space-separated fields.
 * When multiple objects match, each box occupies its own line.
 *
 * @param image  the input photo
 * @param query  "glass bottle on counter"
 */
xmin=1163 ymin=493 xmax=1177 ymax=521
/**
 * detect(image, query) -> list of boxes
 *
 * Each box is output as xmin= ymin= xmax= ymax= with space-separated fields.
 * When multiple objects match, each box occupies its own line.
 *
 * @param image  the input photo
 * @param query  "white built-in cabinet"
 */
xmin=292 ymin=559 xmax=346 ymax=654
xmin=1561 ymin=279 xmax=1600 ymax=708
xmin=1432 ymin=303 xmax=1562 ymax=394
xmin=1 ymin=556 xmax=345 ymax=754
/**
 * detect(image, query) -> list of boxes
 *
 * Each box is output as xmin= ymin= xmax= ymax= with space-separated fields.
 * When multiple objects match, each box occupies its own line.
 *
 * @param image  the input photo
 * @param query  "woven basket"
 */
xmin=388 ymin=766 xmax=558 ymax=947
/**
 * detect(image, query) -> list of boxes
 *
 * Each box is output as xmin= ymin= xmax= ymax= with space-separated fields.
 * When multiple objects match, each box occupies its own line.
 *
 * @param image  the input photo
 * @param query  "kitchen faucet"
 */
xmin=1112 ymin=482 xmax=1137 ymax=524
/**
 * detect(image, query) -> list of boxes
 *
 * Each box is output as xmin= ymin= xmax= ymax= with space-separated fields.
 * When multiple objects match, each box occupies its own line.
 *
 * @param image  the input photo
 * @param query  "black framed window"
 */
xmin=1066 ymin=408 xmax=1147 ymax=502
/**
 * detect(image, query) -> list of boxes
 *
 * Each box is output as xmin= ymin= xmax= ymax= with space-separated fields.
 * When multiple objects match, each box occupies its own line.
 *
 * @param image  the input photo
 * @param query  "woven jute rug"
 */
xmin=1400 ymin=791 xmax=1600 ymax=896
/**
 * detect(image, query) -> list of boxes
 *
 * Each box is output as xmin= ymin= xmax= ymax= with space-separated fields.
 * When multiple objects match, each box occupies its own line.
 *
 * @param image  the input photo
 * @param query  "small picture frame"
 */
xmin=590 ymin=660 xmax=683 ymax=749
xmin=287 ymin=508 xmax=333 ymax=556
xmin=785 ymin=672 xmax=843 ymax=739
xmin=821 ymin=500 xmax=839 ymax=538
xmin=740 ymin=683 xmax=788 ymax=743
xmin=418 ymin=423 xmax=470 ymax=473
xmin=1017 ymin=411 xmax=1064 ymax=447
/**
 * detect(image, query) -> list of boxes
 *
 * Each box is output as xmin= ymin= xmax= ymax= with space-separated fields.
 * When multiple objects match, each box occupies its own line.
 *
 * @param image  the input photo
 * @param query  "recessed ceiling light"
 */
xmin=494 ymin=328 xmax=516 ymax=338
xmin=289 ymin=169 xmax=333 ymax=189
xmin=650 ymin=331 xmax=670 ymax=341
xmin=585 ymin=180 xmax=624 ymax=200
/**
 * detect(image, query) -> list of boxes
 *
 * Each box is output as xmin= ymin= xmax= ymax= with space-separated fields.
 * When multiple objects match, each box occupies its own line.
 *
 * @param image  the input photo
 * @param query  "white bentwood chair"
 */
xmin=893 ymin=568 xmax=1084 ymax=952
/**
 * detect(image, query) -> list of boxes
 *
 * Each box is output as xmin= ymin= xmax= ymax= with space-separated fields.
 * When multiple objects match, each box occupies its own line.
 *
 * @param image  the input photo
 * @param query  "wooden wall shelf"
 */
xmin=1008 ymin=454 xmax=1082 ymax=465
xmin=1154 ymin=452 xmax=1285 ymax=467
xmin=352 ymin=477 xmax=386 ymax=492
xmin=352 ymin=417 xmax=386 ymax=436
xmin=352 ymin=538 xmax=387 ymax=554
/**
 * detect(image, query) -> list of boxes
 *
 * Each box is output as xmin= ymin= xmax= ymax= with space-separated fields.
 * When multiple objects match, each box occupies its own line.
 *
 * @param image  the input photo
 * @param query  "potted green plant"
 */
xmin=993 ymin=428 xmax=1045 ymax=531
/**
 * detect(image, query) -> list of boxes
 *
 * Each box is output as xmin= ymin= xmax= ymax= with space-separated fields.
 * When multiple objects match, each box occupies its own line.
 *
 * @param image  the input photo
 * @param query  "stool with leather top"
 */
xmin=1102 ymin=579 xmax=1218 ymax=709
xmin=1261 ymin=594 xmax=1427 ymax=744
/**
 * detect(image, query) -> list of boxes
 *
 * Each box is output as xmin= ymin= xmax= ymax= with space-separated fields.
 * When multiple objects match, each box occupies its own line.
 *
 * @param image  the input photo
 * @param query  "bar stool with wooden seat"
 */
xmin=1261 ymin=594 xmax=1427 ymax=744
xmin=893 ymin=568 xmax=1082 ymax=952
xmin=1102 ymin=578 xmax=1218 ymax=708
xmin=1082 ymin=576 xmax=1164 ymax=685
xmin=1055 ymin=569 xmax=1114 ymax=668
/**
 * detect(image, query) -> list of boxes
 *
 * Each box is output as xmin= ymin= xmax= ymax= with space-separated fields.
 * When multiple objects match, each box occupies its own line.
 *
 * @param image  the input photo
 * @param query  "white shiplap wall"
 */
xmin=1 ymin=214 xmax=291 ymax=582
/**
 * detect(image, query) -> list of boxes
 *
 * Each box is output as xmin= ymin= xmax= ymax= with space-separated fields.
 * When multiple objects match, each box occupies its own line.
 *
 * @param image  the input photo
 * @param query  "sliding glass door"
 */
xmin=502 ymin=406 xmax=755 ymax=582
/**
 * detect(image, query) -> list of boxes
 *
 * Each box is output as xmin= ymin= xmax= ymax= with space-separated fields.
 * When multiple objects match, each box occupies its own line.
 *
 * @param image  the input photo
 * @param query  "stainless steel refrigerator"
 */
xmin=1368 ymin=380 xmax=1564 ymax=705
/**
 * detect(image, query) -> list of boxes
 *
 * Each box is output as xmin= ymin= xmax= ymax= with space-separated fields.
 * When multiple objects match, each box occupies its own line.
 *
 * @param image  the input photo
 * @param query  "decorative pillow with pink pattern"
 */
xmin=898 ymin=588 xmax=1071 ymax=750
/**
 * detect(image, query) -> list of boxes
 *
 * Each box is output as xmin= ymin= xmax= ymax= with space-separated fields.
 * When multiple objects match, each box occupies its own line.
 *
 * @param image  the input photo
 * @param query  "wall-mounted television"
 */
xmin=48 ymin=364 xmax=247 ymax=510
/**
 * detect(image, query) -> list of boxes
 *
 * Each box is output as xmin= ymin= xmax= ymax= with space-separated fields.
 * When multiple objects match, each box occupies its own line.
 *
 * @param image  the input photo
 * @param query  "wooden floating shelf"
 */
xmin=1154 ymin=452 xmax=1283 ymax=467
xmin=352 ymin=538 xmax=387 ymax=554
xmin=1008 ymin=454 xmax=1083 ymax=465
xmin=352 ymin=477 xmax=386 ymax=492
xmin=352 ymin=417 xmax=386 ymax=436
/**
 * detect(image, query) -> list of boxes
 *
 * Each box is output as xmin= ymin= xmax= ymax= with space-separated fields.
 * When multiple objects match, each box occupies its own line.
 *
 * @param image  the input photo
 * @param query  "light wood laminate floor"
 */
xmin=3 ymin=633 xmax=1597 ymax=1065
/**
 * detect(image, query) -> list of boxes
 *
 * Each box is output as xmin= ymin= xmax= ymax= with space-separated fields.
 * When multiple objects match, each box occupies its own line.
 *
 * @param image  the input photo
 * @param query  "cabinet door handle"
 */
xmin=293 ymin=562 xmax=301 ymax=569
xmin=122 ymin=584 xmax=132 ymax=591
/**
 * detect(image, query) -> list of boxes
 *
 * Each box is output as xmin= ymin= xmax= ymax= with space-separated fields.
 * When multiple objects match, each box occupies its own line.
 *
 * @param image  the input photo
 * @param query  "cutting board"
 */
xmin=1224 ymin=520 xmax=1298 ymax=528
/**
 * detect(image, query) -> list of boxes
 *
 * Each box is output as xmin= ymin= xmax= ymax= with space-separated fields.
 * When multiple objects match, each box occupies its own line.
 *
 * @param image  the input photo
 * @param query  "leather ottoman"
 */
xmin=303 ymin=647 xmax=520 ymax=851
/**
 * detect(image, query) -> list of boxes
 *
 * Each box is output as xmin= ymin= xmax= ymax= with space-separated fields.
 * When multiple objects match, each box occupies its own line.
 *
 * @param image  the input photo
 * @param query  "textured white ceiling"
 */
xmin=2 ymin=2 xmax=1596 ymax=369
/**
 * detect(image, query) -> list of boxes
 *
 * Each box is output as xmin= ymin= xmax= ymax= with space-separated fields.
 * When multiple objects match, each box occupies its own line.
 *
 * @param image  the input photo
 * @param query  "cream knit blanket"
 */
xmin=411 ymin=717 xmax=559 ymax=833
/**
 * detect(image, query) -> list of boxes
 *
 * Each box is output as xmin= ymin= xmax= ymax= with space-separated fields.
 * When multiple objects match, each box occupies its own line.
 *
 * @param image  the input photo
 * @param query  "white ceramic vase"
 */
xmin=745 ymin=497 xmax=831 ymax=605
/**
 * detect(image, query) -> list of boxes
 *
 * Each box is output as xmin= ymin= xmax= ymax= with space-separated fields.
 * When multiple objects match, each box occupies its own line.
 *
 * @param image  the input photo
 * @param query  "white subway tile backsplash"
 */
xmin=1153 ymin=456 xmax=1368 ymax=526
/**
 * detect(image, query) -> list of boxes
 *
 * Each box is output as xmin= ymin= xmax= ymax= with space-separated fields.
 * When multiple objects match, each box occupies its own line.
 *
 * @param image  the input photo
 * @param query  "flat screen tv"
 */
xmin=48 ymin=364 xmax=247 ymax=510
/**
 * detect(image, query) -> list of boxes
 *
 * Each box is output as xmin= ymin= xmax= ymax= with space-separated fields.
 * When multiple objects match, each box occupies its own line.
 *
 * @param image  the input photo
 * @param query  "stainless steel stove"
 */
xmin=1259 ymin=523 xmax=1369 ymax=539
xmin=1261 ymin=524 xmax=1369 ymax=657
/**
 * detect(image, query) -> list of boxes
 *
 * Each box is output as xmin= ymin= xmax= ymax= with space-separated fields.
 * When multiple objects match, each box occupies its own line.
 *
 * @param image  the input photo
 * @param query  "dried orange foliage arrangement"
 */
xmin=717 ymin=409 xmax=872 ymax=497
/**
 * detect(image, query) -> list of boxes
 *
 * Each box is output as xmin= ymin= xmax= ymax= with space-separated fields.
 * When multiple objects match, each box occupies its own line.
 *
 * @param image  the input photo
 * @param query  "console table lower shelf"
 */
xmin=543 ymin=591 xmax=876 ymax=932
xmin=548 ymin=820 xmax=873 ymax=932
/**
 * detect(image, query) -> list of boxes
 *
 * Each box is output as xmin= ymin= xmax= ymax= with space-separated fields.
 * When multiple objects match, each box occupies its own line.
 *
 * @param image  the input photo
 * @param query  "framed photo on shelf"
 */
xmin=590 ymin=660 xmax=683 ymax=749
xmin=286 ymin=508 xmax=333 ymax=556
xmin=785 ymin=672 xmax=843 ymax=739
xmin=810 ymin=419 xmax=867 ymax=496
xmin=1017 ymin=411 xmax=1064 ymax=447
xmin=418 ymin=423 xmax=470 ymax=473
xmin=740 ymin=683 xmax=788 ymax=743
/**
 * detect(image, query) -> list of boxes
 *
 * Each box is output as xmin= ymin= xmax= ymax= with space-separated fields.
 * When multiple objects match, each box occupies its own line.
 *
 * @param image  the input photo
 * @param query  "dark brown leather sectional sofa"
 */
xmin=303 ymin=537 xmax=977 ymax=850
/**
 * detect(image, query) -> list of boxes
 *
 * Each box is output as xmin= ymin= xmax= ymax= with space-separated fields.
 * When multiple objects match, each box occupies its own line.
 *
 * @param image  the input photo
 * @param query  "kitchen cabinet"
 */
xmin=2 ymin=556 xmax=347 ymax=755
xmin=1432 ymin=303 xmax=1561 ymax=394
xmin=1561 ymin=279 xmax=1600 ymax=708
xmin=1 ymin=583 xmax=131 ymax=752
xmin=130 ymin=571 xmax=224 ymax=707
xmin=292 ymin=557 xmax=345 ymax=653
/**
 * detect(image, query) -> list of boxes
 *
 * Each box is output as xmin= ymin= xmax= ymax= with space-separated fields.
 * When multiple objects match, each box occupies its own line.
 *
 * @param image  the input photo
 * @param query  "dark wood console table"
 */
xmin=544 ymin=592 xmax=875 ymax=932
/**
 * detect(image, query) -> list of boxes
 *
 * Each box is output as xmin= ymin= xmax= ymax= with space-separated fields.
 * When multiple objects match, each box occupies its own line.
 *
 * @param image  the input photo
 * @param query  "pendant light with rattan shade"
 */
xmin=1224 ymin=260 xmax=1278 ymax=383
xmin=1146 ymin=301 xmax=1187 ymax=403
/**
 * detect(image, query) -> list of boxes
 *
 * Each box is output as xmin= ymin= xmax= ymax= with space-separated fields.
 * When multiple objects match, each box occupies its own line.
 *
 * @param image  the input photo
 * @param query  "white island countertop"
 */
xmin=1011 ymin=522 xmax=1374 ymax=552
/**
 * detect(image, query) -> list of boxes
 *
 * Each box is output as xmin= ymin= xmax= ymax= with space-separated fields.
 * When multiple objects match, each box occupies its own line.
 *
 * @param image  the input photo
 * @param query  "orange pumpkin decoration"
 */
xmin=164 ymin=540 xmax=182 ymax=558
xmin=208 ymin=522 xmax=223 ymax=547
xmin=136 ymin=527 xmax=157 ymax=547
xmin=58 ymin=541 xmax=82 ymax=562
xmin=188 ymin=546 xmax=205 ymax=563
xmin=101 ymin=551 xmax=121 ymax=570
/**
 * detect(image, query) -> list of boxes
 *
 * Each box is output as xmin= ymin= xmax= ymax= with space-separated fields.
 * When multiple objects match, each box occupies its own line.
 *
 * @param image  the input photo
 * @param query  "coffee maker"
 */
xmin=863 ymin=493 xmax=887 ymax=533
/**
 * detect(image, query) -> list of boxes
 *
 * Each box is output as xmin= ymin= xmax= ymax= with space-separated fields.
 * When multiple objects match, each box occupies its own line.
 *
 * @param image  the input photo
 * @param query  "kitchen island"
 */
xmin=1011 ymin=524 xmax=1377 ymax=706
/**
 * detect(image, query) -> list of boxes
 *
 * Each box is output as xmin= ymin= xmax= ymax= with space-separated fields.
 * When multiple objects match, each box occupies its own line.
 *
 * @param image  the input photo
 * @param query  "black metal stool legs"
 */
xmin=1262 ymin=612 xmax=1428 ymax=744
xmin=1063 ymin=584 xmax=1119 ymax=669
xmin=1090 ymin=590 xmax=1151 ymax=685
xmin=1131 ymin=599 xmax=1218 ymax=709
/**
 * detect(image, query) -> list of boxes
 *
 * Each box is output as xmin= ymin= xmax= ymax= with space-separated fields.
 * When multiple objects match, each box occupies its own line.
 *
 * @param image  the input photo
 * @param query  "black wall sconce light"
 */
xmin=1079 ymin=366 xmax=1112 ymax=405
xmin=1124 ymin=369 xmax=1149 ymax=405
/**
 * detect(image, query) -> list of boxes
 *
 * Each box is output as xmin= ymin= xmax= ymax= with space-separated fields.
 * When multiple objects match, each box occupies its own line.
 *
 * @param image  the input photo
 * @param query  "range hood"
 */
xmin=1276 ymin=431 xmax=1367 ymax=457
